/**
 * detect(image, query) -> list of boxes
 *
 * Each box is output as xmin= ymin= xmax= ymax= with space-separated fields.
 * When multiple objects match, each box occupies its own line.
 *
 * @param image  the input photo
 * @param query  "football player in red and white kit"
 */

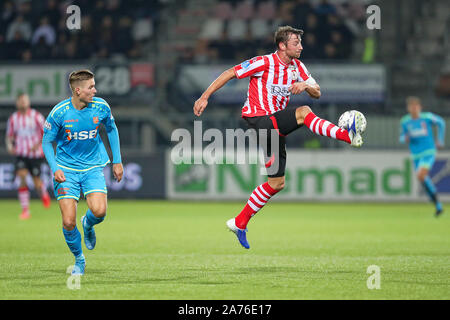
xmin=6 ymin=93 xmax=51 ymax=219
xmin=193 ymin=26 xmax=365 ymax=249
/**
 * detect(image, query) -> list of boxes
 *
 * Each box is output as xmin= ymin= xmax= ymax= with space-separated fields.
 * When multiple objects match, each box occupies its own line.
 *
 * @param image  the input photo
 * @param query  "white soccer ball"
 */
xmin=338 ymin=110 xmax=367 ymax=134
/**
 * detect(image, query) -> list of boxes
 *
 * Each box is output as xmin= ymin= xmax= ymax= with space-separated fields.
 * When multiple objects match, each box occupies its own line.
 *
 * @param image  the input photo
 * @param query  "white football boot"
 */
xmin=349 ymin=111 xmax=366 ymax=148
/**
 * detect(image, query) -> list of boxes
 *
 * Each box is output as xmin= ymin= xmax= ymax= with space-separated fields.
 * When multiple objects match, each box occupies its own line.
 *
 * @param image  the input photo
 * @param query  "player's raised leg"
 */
xmin=82 ymin=192 xmax=107 ymax=250
xmin=296 ymin=106 xmax=364 ymax=147
xmin=59 ymin=198 xmax=85 ymax=275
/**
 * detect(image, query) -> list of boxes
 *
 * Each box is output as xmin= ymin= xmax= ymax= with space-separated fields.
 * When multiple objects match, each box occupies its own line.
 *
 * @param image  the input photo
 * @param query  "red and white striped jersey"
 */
xmin=6 ymin=109 xmax=45 ymax=158
xmin=233 ymin=51 xmax=314 ymax=117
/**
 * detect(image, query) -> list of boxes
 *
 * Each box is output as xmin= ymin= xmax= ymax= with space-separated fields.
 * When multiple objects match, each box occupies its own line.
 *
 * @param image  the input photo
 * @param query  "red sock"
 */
xmin=235 ymin=182 xmax=279 ymax=229
xmin=18 ymin=186 xmax=30 ymax=211
xmin=304 ymin=112 xmax=350 ymax=144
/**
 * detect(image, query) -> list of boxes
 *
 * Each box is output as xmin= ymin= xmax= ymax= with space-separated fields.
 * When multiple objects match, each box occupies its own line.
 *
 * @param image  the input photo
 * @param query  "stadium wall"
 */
xmin=0 ymin=153 xmax=165 ymax=199
xmin=2 ymin=151 xmax=449 ymax=202
xmin=0 ymin=63 xmax=155 ymax=107
xmin=178 ymin=64 xmax=386 ymax=105
xmin=166 ymin=150 xmax=450 ymax=202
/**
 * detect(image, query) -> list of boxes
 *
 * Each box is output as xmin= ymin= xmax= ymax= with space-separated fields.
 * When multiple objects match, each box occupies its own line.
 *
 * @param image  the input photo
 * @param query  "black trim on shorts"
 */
xmin=243 ymin=107 xmax=301 ymax=178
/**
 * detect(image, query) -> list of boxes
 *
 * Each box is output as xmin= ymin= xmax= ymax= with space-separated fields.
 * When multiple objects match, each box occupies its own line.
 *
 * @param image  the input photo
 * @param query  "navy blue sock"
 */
xmin=62 ymin=226 xmax=83 ymax=258
xmin=85 ymin=209 xmax=105 ymax=229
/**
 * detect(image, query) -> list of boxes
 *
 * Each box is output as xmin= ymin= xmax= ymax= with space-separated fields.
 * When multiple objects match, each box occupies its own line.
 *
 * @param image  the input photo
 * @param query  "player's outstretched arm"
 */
xmin=193 ymin=67 xmax=236 ymax=117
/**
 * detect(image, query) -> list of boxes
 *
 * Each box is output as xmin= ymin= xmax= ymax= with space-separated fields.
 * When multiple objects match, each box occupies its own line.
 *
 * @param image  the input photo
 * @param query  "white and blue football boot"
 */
xmin=81 ymin=215 xmax=96 ymax=250
xmin=226 ymin=218 xmax=250 ymax=249
xmin=348 ymin=111 xmax=366 ymax=148
xmin=71 ymin=254 xmax=86 ymax=276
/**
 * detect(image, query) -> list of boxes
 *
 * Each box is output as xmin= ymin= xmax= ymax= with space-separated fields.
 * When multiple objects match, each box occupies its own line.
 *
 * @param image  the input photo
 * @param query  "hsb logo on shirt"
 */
xmin=66 ymin=129 xmax=98 ymax=140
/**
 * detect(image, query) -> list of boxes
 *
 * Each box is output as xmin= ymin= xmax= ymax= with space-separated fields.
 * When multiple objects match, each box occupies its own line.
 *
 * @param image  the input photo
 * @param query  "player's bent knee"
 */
xmin=417 ymin=168 xmax=428 ymax=182
xmin=91 ymin=208 xmax=107 ymax=218
xmin=62 ymin=220 xmax=76 ymax=231
xmin=86 ymin=193 xmax=108 ymax=217
xmin=16 ymin=169 xmax=28 ymax=186
xmin=295 ymin=106 xmax=312 ymax=124
xmin=417 ymin=173 xmax=426 ymax=182
xmin=90 ymin=204 xmax=107 ymax=218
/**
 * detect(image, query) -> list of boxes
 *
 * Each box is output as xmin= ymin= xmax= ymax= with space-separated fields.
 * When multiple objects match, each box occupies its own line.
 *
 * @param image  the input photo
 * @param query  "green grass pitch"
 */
xmin=0 ymin=199 xmax=449 ymax=300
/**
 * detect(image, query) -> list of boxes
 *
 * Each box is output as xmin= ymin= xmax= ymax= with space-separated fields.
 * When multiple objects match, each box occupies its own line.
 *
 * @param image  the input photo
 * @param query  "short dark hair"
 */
xmin=274 ymin=26 xmax=304 ymax=50
xmin=16 ymin=91 xmax=27 ymax=100
xmin=69 ymin=69 xmax=95 ymax=91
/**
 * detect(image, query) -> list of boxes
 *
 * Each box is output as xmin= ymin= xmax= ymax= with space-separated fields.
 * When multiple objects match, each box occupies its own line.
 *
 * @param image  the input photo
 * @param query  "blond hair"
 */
xmin=69 ymin=69 xmax=94 ymax=92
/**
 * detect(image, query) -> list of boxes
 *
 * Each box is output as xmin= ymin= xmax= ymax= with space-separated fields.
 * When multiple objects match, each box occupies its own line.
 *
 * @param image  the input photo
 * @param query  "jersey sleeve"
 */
xmin=42 ymin=113 xmax=61 ymax=173
xmin=99 ymin=100 xmax=122 ymax=164
xmin=233 ymin=56 xmax=267 ymax=79
xmin=427 ymin=112 xmax=446 ymax=145
xmin=6 ymin=116 xmax=14 ymax=138
xmin=100 ymin=102 xmax=116 ymax=131
xmin=36 ymin=112 xmax=45 ymax=137
xmin=399 ymin=120 xmax=408 ymax=144
xmin=42 ymin=113 xmax=61 ymax=143
xmin=295 ymin=60 xmax=317 ymax=85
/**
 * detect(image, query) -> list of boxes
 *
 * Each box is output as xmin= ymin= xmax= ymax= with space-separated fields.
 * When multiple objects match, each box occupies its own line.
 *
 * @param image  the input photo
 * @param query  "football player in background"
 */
xmin=6 ymin=93 xmax=51 ymax=220
xmin=400 ymin=96 xmax=445 ymax=217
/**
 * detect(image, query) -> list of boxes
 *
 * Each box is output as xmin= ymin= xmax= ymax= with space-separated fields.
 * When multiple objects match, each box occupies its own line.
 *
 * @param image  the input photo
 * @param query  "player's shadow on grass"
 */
xmin=85 ymin=275 xmax=231 ymax=286
xmin=41 ymin=268 xmax=113 ymax=274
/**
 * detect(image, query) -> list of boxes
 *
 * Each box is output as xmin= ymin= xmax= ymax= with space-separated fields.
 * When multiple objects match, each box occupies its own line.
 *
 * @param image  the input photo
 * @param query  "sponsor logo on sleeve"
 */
xmin=241 ymin=60 xmax=251 ymax=69
xmin=44 ymin=120 xmax=52 ymax=130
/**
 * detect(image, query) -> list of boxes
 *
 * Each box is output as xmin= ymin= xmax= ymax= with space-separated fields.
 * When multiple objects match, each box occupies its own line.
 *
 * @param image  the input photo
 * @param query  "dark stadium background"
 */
xmin=1 ymin=0 xmax=450 ymax=304
xmin=0 ymin=0 xmax=449 ymax=199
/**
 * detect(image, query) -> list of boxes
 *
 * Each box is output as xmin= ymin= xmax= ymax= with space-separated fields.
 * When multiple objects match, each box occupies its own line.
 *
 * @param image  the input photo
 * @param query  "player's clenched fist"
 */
xmin=288 ymin=82 xmax=308 ymax=95
xmin=193 ymin=97 xmax=208 ymax=117
xmin=112 ymin=163 xmax=124 ymax=182
xmin=54 ymin=169 xmax=66 ymax=183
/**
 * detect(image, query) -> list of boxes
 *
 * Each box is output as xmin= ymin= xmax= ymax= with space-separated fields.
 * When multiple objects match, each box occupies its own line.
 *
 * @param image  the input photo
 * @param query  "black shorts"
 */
xmin=244 ymin=107 xmax=301 ymax=178
xmin=15 ymin=157 xmax=44 ymax=177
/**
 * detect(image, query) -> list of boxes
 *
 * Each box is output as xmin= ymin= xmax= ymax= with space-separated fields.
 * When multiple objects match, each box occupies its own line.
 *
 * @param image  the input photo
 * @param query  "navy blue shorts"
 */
xmin=244 ymin=107 xmax=301 ymax=177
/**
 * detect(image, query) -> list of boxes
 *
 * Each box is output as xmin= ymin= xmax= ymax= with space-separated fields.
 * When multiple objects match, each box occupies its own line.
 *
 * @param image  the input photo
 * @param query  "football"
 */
xmin=338 ymin=110 xmax=367 ymax=134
